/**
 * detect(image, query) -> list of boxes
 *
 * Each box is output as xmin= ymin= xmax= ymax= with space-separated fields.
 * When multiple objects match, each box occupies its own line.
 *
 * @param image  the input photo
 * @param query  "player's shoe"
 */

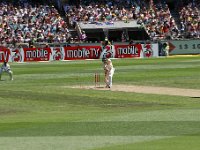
xmin=105 ymin=85 xmax=111 ymax=88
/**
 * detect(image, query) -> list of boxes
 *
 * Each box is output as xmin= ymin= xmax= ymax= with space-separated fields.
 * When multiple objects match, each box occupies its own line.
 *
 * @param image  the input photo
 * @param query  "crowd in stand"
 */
xmin=65 ymin=0 xmax=152 ymax=28
xmin=65 ymin=0 xmax=181 ymax=40
xmin=0 ymin=0 xmax=199 ymax=47
xmin=65 ymin=0 xmax=136 ymax=23
xmin=138 ymin=1 xmax=179 ymax=40
xmin=66 ymin=0 xmax=200 ymax=41
xmin=0 ymin=1 xmax=71 ymax=46
xmin=179 ymin=2 xmax=200 ymax=38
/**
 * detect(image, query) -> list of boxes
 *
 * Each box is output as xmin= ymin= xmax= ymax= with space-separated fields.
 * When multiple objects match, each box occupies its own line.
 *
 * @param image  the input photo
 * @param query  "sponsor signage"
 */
xmin=0 ymin=43 xmax=159 ymax=62
xmin=23 ymin=47 xmax=52 ymax=61
xmin=115 ymin=43 xmax=159 ymax=58
xmin=115 ymin=44 xmax=140 ymax=58
xmin=0 ymin=46 xmax=11 ymax=62
xmin=162 ymin=40 xmax=200 ymax=55
xmin=64 ymin=46 xmax=102 ymax=60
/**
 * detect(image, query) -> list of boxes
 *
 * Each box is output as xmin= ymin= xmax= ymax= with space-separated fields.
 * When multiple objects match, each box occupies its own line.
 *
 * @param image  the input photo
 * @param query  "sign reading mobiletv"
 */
xmin=115 ymin=43 xmax=158 ymax=58
xmin=64 ymin=46 xmax=102 ymax=60
xmin=23 ymin=48 xmax=52 ymax=61
xmin=0 ymin=46 xmax=11 ymax=62
xmin=115 ymin=44 xmax=141 ymax=58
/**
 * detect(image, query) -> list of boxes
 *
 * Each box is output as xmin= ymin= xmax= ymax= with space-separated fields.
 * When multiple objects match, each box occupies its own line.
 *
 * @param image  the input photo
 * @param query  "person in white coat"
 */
xmin=104 ymin=58 xmax=115 ymax=88
xmin=0 ymin=61 xmax=13 ymax=81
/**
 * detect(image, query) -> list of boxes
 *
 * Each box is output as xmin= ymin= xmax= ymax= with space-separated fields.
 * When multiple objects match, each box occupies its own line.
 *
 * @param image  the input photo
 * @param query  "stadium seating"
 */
xmin=0 ymin=0 xmax=199 ymax=47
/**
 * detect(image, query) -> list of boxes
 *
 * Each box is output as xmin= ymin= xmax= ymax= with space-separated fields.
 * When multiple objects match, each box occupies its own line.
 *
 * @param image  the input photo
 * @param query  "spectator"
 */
xmin=0 ymin=1 xmax=71 ymax=46
xmin=179 ymin=3 xmax=200 ymax=39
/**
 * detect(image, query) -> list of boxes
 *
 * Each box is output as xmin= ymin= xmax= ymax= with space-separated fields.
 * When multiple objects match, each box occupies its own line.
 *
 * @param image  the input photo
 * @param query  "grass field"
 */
xmin=0 ymin=56 xmax=200 ymax=150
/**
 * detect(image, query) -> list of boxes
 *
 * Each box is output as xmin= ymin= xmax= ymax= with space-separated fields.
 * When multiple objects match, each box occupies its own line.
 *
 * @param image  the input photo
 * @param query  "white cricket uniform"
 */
xmin=0 ymin=63 xmax=13 ymax=80
xmin=105 ymin=59 xmax=115 ymax=88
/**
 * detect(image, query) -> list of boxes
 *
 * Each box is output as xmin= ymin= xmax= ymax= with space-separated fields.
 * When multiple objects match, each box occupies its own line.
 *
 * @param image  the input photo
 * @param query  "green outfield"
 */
xmin=0 ymin=56 xmax=200 ymax=150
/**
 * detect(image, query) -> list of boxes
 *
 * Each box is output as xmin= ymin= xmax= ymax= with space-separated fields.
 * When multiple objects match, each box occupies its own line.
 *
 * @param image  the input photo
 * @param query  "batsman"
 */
xmin=0 ymin=61 xmax=13 ymax=81
xmin=103 ymin=58 xmax=115 ymax=88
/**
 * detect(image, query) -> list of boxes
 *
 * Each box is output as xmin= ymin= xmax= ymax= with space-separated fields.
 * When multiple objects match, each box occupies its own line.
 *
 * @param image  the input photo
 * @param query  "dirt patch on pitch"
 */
xmin=71 ymin=84 xmax=200 ymax=98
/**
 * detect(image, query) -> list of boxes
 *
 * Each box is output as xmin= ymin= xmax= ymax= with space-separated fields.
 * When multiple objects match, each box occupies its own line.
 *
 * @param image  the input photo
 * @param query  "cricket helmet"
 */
xmin=102 ymin=57 xmax=107 ymax=62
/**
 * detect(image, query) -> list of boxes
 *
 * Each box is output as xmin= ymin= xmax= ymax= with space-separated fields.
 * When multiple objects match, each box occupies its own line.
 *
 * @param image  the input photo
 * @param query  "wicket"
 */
xmin=95 ymin=73 xmax=100 ymax=87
